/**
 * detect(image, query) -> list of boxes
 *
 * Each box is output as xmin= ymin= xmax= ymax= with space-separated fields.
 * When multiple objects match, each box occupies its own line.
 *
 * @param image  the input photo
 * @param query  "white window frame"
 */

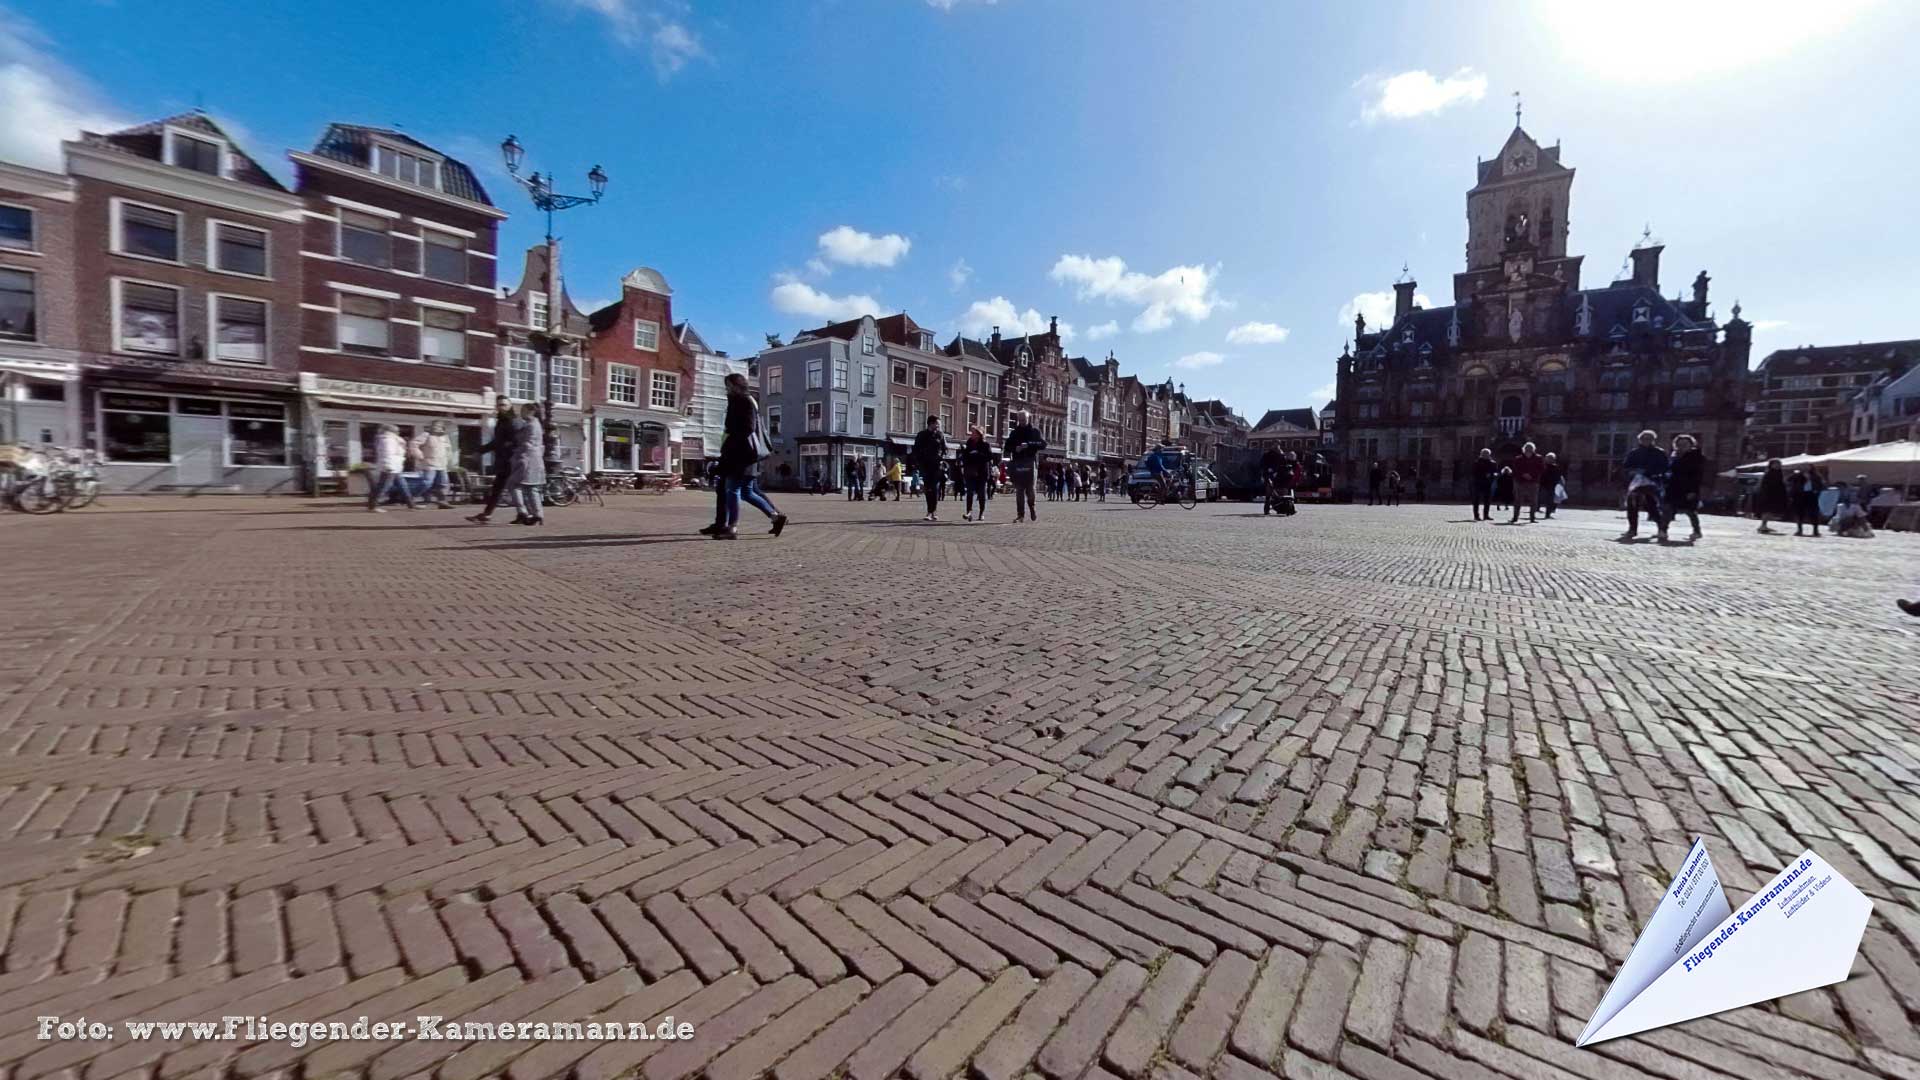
xmin=861 ymin=364 xmax=876 ymax=396
xmin=528 ymin=290 xmax=549 ymax=330
xmin=206 ymin=292 xmax=269 ymax=366
xmin=767 ymin=405 xmax=783 ymax=437
xmin=833 ymin=401 xmax=849 ymax=434
xmin=0 ymin=265 xmax=39 ymax=343
xmin=861 ymin=406 xmax=875 ymax=436
xmin=206 ymin=218 xmax=271 ymax=279
xmin=372 ymin=142 xmax=442 ymax=192
xmin=806 ymin=402 xmax=824 ymax=432
xmin=833 ymin=356 xmax=848 ymax=390
xmin=0 ymin=201 xmax=36 ymax=253
xmin=505 ymin=347 xmax=540 ymax=401
xmin=111 ymin=277 xmax=183 ymax=357
xmin=110 ymin=198 xmax=184 ymax=266
xmin=608 ymin=363 xmax=641 ymax=405
xmin=163 ymin=125 xmax=229 ymax=179
xmin=337 ymin=209 xmax=392 ymax=269
xmin=419 ymin=307 xmax=468 ymax=365
xmin=420 ymin=227 xmax=468 ymax=284
xmin=550 ymin=354 xmax=580 ymax=407
xmin=767 ymin=365 xmax=783 ymax=395
xmin=649 ymin=370 xmax=679 ymax=411
xmin=335 ymin=291 xmax=394 ymax=359
xmin=862 ymin=334 xmax=876 ymax=356
xmin=633 ymin=318 xmax=660 ymax=351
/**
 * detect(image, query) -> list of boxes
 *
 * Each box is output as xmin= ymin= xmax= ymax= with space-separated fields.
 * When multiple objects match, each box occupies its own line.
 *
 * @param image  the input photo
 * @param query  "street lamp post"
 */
xmin=500 ymin=135 xmax=607 ymax=474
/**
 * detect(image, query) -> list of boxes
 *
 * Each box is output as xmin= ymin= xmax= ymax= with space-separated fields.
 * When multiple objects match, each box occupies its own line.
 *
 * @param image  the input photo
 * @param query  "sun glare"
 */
xmin=1544 ymin=0 xmax=1874 ymax=83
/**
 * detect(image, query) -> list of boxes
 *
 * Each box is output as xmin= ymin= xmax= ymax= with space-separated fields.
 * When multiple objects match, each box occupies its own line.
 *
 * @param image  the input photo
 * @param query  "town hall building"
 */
xmin=1333 ymin=122 xmax=1750 ymax=502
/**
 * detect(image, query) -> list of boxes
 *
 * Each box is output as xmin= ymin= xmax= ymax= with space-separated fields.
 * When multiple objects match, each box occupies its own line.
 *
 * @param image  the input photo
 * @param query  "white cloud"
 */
xmin=805 ymin=258 xmax=832 ymax=278
xmin=1175 ymin=352 xmax=1226 ymax=370
xmin=1751 ymin=319 xmax=1790 ymax=333
xmin=818 ymin=225 xmax=911 ymax=268
xmin=771 ymin=279 xmax=882 ymax=323
xmin=1338 ymin=290 xmax=1432 ymax=331
xmin=1226 ymin=321 xmax=1291 ymax=345
xmin=1309 ymin=382 xmax=1337 ymax=406
xmin=948 ymin=258 xmax=972 ymax=292
xmin=955 ymin=297 xmax=1072 ymax=343
xmin=0 ymin=11 xmax=125 ymax=170
xmin=1086 ymin=321 xmax=1120 ymax=342
xmin=927 ymin=0 xmax=998 ymax=9
xmin=556 ymin=1 xmax=706 ymax=80
xmin=1359 ymin=68 xmax=1488 ymax=123
xmin=1049 ymin=255 xmax=1221 ymax=333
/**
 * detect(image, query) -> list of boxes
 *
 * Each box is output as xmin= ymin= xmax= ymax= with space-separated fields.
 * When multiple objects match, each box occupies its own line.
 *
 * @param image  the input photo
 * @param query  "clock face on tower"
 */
xmin=1506 ymin=150 xmax=1535 ymax=174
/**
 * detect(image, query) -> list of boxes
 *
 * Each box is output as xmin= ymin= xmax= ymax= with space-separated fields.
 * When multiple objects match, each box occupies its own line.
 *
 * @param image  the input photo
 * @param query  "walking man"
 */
xmin=1510 ymin=442 xmax=1544 ymax=523
xmin=1539 ymin=452 xmax=1563 ymax=518
xmin=1666 ymin=434 xmax=1705 ymax=541
xmin=1471 ymin=448 xmax=1496 ymax=521
xmin=409 ymin=421 xmax=455 ymax=508
xmin=1367 ymin=460 xmax=1385 ymax=506
xmin=1006 ymin=410 xmax=1046 ymax=522
xmin=913 ymin=415 xmax=948 ymax=521
xmin=466 ymin=396 xmax=518 ymax=523
xmin=1622 ymin=429 xmax=1671 ymax=540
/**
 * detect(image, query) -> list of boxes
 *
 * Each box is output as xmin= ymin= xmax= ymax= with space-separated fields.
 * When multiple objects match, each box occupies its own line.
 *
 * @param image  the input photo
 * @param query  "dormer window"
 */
xmin=165 ymin=129 xmax=225 ymax=177
xmin=1633 ymin=301 xmax=1651 ymax=324
xmin=373 ymin=144 xmax=440 ymax=191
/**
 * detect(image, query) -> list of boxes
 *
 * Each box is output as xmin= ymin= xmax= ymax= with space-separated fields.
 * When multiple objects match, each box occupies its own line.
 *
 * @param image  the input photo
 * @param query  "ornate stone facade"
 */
xmin=1334 ymin=125 xmax=1750 ymax=501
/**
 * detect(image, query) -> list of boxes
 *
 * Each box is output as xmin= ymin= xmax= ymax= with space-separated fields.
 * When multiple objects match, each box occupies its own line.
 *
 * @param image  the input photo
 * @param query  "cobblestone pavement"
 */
xmin=2 ymin=491 xmax=1917 ymax=1080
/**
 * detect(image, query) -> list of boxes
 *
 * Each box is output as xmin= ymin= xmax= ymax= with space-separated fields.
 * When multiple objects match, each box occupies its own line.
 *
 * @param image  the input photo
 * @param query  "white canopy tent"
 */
xmin=1724 ymin=441 xmax=1920 ymax=485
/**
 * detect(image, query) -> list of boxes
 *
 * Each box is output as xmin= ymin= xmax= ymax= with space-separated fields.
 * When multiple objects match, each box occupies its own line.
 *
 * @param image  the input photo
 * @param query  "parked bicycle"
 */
xmin=4 ymin=446 xmax=100 ymax=514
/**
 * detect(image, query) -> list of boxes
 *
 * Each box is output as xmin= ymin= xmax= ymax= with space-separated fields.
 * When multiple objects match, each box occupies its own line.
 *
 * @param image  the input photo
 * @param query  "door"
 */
xmin=173 ymin=414 xmax=227 ymax=485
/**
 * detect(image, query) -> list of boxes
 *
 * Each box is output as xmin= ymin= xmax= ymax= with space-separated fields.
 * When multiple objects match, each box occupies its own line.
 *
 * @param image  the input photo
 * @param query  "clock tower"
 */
xmin=1456 ymin=126 xmax=1579 ymax=306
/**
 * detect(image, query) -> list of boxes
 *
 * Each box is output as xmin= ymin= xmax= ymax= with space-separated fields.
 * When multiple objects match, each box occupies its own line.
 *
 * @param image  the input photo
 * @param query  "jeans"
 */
xmin=1627 ymin=490 xmax=1665 ymax=535
xmin=419 ymin=468 xmax=449 ymax=504
xmin=1472 ymin=481 xmax=1492 ymax=519
xmin=515 ymin=484 xmax=543 ymax=520
xmin=721 ymin=473 xmax=779 ymax=528
xmin=479 ymin=466 xmax=512 ymax=516
xmin=1013 ymin=471 xmax=1037 ymax=519
xmin=367 ymin=467 xmax=415 ymax=509
xmin=924 ymin=483 xmax=941 ymax=515
xmin=965 ymin=477 xmax=990 ymax=517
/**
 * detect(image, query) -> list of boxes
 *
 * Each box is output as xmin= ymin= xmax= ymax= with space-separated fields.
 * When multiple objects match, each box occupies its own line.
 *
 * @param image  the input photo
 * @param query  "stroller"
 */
xmin=1263 ymin=469 xmax=1297 ymax=516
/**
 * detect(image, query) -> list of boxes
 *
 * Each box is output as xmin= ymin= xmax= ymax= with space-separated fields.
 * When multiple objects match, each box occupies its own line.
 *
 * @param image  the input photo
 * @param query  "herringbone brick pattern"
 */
xmin=1 ymin=493 xmax=1916 ymax=1080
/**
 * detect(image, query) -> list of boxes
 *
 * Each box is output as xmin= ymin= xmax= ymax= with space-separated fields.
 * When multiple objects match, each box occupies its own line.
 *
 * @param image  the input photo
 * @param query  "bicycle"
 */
xmin=9 ymin=447 xmax=99 ymax=513
xmin=1131 ymin=469 xmax=1197 ymax=510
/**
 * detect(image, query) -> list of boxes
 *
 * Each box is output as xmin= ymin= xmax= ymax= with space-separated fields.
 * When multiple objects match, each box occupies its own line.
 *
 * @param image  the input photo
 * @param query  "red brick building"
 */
xmin=65 ymin=113 xmax=307 ymax=492
xmin=1117 ymin=375 xmax=1149 ymax=459
xmin=586 ymin=267 xmax=692 ymax=475
xmin=989 ymin=318 xmax=1071 ymax=462
xmin=289 ymin=124 xmax=504 ymax=487
xmin=0 ymin=161 xmax=82 ymax=447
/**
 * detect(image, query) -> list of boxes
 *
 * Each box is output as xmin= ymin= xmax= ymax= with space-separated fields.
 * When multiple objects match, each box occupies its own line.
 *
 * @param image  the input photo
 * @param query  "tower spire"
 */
xmin=1512 ymin=91 xmax=1521 ymax=127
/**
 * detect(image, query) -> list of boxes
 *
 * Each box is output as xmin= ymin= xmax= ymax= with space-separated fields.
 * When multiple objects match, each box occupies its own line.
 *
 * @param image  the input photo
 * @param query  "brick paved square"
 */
xmin=1 ymin=493 xmax=1916 ymax=1079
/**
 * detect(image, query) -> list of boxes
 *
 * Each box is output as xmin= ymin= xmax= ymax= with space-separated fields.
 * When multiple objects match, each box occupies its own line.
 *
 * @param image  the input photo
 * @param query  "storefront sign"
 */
xmin=88 ymin=356 xmax=296 ymax=385
xmin=300 ymin=373 xmax=489 ymax=410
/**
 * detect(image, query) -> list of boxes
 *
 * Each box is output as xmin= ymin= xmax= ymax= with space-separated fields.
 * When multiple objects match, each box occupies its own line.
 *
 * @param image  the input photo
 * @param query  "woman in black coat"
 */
xmin=704 ymin=374 xmax=787 ymax=540
xmin=1755 ymin=459 xmax=1790 ymax=534
xmin=1790 ymin=465 xmax=1825 ymax=538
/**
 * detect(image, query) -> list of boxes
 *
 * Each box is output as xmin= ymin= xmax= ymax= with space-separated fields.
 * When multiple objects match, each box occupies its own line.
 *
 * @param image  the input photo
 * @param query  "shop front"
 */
xmin=593 ymin=407 xmax=682 ymax=475
xmin=1 ymin=356 xmax=80 ymax=448
xmin=81 ymin=360 xmax=302 ymax=493
xmin=299 ymin=373 xmax=495 ymax=495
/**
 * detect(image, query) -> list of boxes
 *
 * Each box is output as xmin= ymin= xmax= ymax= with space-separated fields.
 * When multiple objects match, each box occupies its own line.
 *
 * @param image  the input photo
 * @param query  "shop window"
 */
xmin=118 ymin=281 xmax=180 ymax=355
xmin=422 ymin=230 xmax=467 ymax=284
xmin=118 ymin=203 xmax=180 ymax=261
xmin=421 ymin=308 xmax=467 ymax=365
xmin=212 ymin=223 xmax=268 ymax=277
xmin=0 ymin=268 xmax=34 ymax=341
xmin=601 ymin=419 xmax=635 ymax=471
xmin=339 ymin=211 xmax=391 ymax=268
xmin=212 ymin=296 xmax=267 ymax=364
xmin=100 ymin=394 xmax=172 ymax=462
xmin=228 ymin=403 xmax=288 ymax=466
xmin=323 ymin=420 xmax=351 ymax=472
xmin=338 ymin=294 xmax=390 ymax=356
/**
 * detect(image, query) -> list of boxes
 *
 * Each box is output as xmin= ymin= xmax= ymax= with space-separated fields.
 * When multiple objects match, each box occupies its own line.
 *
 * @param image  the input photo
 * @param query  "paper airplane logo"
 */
xmin=1578 ymin=838 xmax=1873 ymax=1046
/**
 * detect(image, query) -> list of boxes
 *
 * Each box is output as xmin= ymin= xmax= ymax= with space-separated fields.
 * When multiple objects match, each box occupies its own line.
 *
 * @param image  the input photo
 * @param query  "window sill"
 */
xmin=113 ymin=348 xmax=183 ymax=360
xmin=210 ymin=357 xmax=270 ymax=368
xmin=0 ymin=247 xmax=41 ymax=257
xmin=111 ymin=250 xmax=186 ymax=268
xmin=209 ymin=267 xmax=273 ymax=283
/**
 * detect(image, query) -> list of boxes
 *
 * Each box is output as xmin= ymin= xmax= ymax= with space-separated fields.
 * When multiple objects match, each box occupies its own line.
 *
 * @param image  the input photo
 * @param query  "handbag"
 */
xmin=1554 ymin=481 xmax=1568 ymax=503
xmin=747 ymin=416 xmax=773 ymax=462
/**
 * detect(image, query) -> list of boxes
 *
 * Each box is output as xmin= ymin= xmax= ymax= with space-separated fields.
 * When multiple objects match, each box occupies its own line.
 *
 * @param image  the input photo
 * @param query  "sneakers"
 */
xmin=711 ymin=528 xmax=737 ymax=540
xmin=1898 ymin=599 xmax=1920 ymax=617
xmin=466 ymin=513 xmax=491 ymax=524
xmin=1690 ymin=530 xmax=1702 ymax=541
xmin=771 ymin=514 xmax=788 ymax=537
xmin=699 ymin=523 xmax=723 ymax=536
xmin=963 ymin=512 xmax=973 ymax=522
xmin=369 ymin=507 xmax=387 ymax=514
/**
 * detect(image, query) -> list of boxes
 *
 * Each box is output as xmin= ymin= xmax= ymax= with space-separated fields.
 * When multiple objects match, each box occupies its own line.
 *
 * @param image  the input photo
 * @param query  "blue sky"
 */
xmin=4 ymin=0 xmax=1916 ymax=413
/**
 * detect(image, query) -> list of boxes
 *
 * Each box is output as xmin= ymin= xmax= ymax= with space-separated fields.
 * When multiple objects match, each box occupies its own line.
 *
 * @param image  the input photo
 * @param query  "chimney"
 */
xmin=990 ymin=325 xmax=1000 ymax=348
xmin=1394 ymin=280 xmax=1418 ymax=320
xmin=1048 ymin=315 xmax=1058 ymax=336
xmin=1630 ymin=244 xmax=1663 ymax=290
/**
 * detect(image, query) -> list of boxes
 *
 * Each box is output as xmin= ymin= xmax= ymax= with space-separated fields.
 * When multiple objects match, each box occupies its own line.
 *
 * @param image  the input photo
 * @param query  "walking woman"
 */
xmin=508 ymin=404 xmax=545 ymax=525
xmin=960 ymin=425 xmax=993 ymax=521
xmin=1755 ymin=459 xmax=1790 ymax=534
xmin=706 ymin=373 xmax=787 ymax=540
xmin=1665 ymin=434 xmax=1705 ymax=541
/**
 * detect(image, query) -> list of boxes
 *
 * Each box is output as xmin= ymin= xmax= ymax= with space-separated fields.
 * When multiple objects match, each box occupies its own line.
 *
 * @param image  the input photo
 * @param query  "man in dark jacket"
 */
xmin=1665 ymin=434 xmax=1706 ymax=541
xmin=1004 ymin=411 xmax=1046 ymax=522
xmin=1367 ymin=460 xmax=1386 ymax=506
xmin=1622 ymin=429 xmax=1672 ymax=540
xmin=960 ymin=426 xmax=994 ymax=521
xmin=1538 ymin=453 xmax=1563 ymax=518
xmin=1470 ymin=448 xmax=1496 ymax=521
xmin=911 ymin=415 xmax=948 ymax=521
xmin=466 ymin=396 xmax=519 ymax=523
xmin=1510 ymin=442 xmax=1545 ymax=523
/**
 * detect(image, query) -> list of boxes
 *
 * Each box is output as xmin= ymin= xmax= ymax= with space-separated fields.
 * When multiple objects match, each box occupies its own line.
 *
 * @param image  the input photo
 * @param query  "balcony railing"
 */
xmin=1497 ymin=416 xmax=1525 ymax=437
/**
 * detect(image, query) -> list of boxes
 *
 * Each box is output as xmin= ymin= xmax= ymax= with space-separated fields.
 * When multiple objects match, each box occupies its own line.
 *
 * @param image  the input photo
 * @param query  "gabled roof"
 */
xmin=1254 ymin=408 xmax=1319 ymax=432
xmin=306 ymin=124 xmax=493 ymax=205
xmin=943 ymin=335 xmax=999 ymax=363
xmin=1755 ymin=339 xmax=1920 ymax=374
xmin=79 ymin=111 xmax=287 ymax=192
xmin=806 ymin=312 xmax=927 ymax=347
xmin=1474 ymin=126 xmax=1569 ymax=187
xmin=497 ymin=244 xmax=587 ymax=333
xmin=1067 ymin=356 xmax=1100 ymax=382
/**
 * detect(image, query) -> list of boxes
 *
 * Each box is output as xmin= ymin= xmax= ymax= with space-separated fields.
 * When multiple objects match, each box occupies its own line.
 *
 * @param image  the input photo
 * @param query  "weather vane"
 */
xmin=1513 ymin=91 xmax=1521 ymax=126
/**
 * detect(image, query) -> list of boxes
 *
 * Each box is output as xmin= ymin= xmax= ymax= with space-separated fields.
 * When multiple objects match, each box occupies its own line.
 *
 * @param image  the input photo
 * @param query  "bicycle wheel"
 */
xmin=13 ymin=477 xmax=63 ymax=514
xmin=1178 ymin=486 xmax=1197 ymax=510
xmin=546 ymin=479 xmax=578 ymax=507
xmin=1132 ymin=486 xmax=1158 ymax=508
xmin=66 ymin=479 xmax=100 ymax=509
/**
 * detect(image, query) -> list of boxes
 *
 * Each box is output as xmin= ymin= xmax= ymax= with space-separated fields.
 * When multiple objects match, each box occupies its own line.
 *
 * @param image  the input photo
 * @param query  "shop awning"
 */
xmin=313 ymin=397 xmax=486 ymax=416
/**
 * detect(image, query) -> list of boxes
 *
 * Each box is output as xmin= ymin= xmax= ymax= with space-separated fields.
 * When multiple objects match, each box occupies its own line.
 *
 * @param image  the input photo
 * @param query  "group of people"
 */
xmin=1042 ymin=462 xmax=1111 ymax=502
xmin=902 ymin=411 xmax=1051 ymax=522
xmin=1751 ymin=460 xmax=1880 ymax=539
xmin=1364 ymin=461 xmax=1427 ymax=507
xmin=1465 ymin=444 xmax=1569 ymax=524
